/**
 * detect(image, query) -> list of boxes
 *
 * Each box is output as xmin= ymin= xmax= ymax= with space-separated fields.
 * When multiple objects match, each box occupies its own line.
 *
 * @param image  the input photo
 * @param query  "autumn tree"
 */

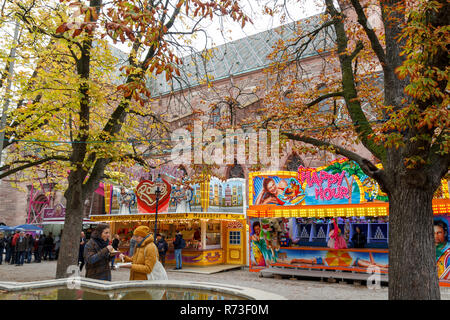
xmin=0 ymin=0 xmax=249 ymax=279
xmin=260 ymin=0 xmax=449 ymax=299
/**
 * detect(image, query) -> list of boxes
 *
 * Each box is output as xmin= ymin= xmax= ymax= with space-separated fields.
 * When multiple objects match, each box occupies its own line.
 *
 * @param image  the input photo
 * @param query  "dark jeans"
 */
xmin=0 ymin=247 xmax=3 ymax=264
xmin=175 ymin=249 xmax=182 ymax=269
xmin=79 ymin=257 xmax=85 ymax=272
xmin=34 ymin=250 xmax=40 ymax=262
xmin=37 ymin=246 xmax=43 ymax=261
xmin=10 ymin=250 xmax=17 ymax=264
xmin=8 ymin=246 xmax=15 ymax=264
xmin=159 ymin=253 xmax=166 ymax=267
xmin=5 ymin=247 xmax=11 ymax=263
xmin=16 ymin=251 xmax=25 ymax=265
xmin=44 ymin=247 xmax=52 ymax=260
xmin=26 ymin=249 xmax=32 ymax=263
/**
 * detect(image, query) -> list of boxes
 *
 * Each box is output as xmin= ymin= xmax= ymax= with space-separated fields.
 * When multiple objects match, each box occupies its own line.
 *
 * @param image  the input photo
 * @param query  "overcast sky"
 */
xmin=112 ymin=0 xmax=325 ymax=55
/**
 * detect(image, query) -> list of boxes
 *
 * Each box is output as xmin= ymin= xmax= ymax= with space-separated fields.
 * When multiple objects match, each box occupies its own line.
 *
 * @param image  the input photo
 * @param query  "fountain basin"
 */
xmin=0 ymin=278 xmax=286 ymax=300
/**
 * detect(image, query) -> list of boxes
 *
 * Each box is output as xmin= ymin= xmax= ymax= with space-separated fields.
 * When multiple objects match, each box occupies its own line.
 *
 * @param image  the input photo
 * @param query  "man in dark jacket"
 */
xmin=15 ymin=231 xmax=28 ymax=266
xmin=37 ymin=234 xmax=45 ymax=262
xmin=33 ymin=235 xmax=40 ymax=262
xmin=5 ymin=234 xmax=12 ymax=263
xmin=26 ymin=234 xmax=34 ymax=263
xmin=155 ymin=234 xmax=168 ymax=267
xmin=173 ymin=231 xmax=185 ymax=270
xmin=44 ymin=233 xmax=54 ymax=260
xmin=79 ymin=231 xmax=86 ymax=271
xmin=0 ymin=233 xmax=5 ymax=265
xmin=351 ymin=227 xmax=367 ymax=248
xmin=111 ymin=234 xmax=120 ymax=269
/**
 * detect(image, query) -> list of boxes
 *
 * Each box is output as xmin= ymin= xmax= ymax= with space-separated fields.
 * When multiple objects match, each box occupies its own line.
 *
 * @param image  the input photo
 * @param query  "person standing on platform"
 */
xmin=84 ymin=224 xmax=114 ymax=281
xmin=173 ymin=231 xmax=185 ymax=270
xmin=156 ymin=234 xmax=168 ymax=267
xmin=351 ymin=226 xmax=367 ymax=248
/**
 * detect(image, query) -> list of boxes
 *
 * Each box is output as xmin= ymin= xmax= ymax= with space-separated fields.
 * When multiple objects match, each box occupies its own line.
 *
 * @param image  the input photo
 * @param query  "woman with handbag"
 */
xmin=119 ymin=226 xmax=166 ymax=280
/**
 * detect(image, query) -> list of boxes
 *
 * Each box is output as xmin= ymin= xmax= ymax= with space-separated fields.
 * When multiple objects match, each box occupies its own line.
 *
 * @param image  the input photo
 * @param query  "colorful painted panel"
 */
xmin=250 ymin=159 xmax=449 ymax=208
xmin=133 ymin=177 xmax=244 ymax=214
xmin=249 ymin=245 xmax=388 ymax=273
xmin=252 ymin=159 xmax=387 ymax=206
xmin=165 ymin=249 xmax=224 ymax=266
xmin=435 ymin=216 xmax=450 ymax=280
xmin=111 ymin=187 xmax=138 ymax=214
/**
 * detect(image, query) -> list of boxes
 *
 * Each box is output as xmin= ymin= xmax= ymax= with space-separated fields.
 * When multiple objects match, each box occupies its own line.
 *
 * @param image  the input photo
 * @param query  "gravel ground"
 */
xmin=0 ymin=260 xmax=448 ymax=300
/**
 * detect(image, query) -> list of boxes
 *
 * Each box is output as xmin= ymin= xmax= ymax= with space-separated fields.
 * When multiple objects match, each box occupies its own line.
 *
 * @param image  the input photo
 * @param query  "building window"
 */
xmin=229 ymin=231 xmax=241 ymax=245
xmin=285 ymin=153 xmax=305 ymax=171
xmin=210 ymin=106 xmax=221 ymax=127
xmin=228 ymin=163 xmax=245 ymax=179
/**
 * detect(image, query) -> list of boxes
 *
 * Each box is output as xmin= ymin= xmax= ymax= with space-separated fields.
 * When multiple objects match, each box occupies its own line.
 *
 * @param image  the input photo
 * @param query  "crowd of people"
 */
xmin=0 ymin=231 xmax=60 ymax=266
xmin=0 ymin=225 xmax=180 ymax=278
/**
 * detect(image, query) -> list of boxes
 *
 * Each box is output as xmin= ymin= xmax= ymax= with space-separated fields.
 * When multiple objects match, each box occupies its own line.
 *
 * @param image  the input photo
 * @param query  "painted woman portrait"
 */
xmin=255 ymin=178 xmax=287 ymax=205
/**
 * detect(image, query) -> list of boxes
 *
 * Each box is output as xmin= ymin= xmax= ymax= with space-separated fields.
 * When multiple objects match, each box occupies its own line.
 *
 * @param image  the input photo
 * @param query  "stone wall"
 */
xmin=0 ymin=180 xmax=28 ymax=226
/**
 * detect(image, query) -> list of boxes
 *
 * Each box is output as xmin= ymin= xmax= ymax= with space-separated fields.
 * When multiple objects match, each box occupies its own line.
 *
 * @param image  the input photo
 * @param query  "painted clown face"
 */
xmin=434 ymin=225 xmax=447 ymax=245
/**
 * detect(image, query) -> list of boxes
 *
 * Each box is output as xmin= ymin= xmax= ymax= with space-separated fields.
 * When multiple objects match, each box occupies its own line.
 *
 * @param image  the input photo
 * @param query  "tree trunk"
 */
xmin=388 ymin=185 xmax=440 ymax=299
xmin=55 ymin=173 xmax=85 ymax=279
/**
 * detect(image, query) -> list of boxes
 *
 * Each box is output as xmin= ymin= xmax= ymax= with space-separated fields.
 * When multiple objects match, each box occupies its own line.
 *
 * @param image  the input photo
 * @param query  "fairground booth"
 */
xmin=247 ymin=158 xmax=450 ymax=286
xmin=26 ymin=181 xmax=99 ymax=237
xmin=89 ymin=172 xmax=247 ymax=268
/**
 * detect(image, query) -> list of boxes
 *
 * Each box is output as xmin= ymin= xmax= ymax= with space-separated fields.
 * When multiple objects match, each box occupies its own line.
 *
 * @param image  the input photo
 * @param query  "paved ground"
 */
xmin=0 ymin=261 xmax=449 ymax=300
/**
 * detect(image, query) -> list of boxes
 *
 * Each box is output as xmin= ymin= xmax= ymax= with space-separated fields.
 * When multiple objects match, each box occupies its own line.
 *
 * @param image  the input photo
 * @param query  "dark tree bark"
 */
xmin=388 ymin=181 xmax=440 ymax=299
xmin=279 ymin=0 xmax=449 ymax=299
xmin=55 ymin=0 xmax=100 ymax=279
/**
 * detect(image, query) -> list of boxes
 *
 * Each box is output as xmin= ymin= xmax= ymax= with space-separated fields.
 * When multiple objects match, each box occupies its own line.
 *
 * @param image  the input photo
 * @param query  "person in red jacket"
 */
xmin=10 ymin=231 xmax=20 ymax=265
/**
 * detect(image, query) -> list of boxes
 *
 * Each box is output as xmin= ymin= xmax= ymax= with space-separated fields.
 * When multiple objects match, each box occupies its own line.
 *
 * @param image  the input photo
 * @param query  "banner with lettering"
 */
xmin=134 ymin=177 xmax=245 ymax=214
xmin=252 ymin=159 xmax=388 ymax=206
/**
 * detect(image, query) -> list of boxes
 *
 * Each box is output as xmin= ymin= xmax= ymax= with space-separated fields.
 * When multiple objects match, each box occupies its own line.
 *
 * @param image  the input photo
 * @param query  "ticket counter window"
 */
xmin=205 ymin=222 xmax=221 ymax=249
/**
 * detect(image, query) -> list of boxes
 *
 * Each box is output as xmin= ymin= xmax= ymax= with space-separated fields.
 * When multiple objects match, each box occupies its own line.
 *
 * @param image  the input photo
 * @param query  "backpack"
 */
xmin=180 ymin=238 xmax=186 ymax=249
xmin=157 ymin=240 xmax=165 ymax=253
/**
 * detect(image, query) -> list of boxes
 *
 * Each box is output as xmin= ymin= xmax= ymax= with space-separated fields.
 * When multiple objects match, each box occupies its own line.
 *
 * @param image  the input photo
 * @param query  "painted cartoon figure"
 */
xmin=118 ymin=187 xmax=135 ymax=214
xmin=251 ymin=221 xmax=266 ymax=266
xmin=434 ymin=219 xmax=450 ymax=280
xmin=278 ymin=178 xmax=306 ymax=205
xmin=362 ymin=178 xmax=377 ymax=202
